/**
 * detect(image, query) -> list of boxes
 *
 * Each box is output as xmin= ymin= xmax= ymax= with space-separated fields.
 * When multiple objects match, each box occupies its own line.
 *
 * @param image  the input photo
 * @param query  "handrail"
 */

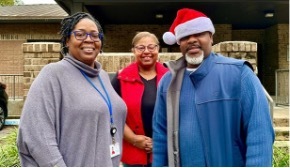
xmin=0 ymin=74 xmax=23 ymax=100
xmin=263 ymin=86 xmax=274 ymax=123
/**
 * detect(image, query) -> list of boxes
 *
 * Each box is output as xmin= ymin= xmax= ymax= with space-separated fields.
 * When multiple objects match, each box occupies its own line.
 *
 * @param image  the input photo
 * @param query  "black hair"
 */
xmin=59 ymin=12 xmax=104 ymax=56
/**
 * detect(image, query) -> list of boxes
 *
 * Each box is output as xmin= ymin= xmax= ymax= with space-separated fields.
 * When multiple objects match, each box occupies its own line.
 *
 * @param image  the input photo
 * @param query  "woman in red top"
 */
xmin=111 ymin=31 xmax=168 ymax=166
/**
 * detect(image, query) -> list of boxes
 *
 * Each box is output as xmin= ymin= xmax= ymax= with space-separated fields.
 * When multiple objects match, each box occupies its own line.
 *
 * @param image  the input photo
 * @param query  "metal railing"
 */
xmin=0 ymin=73 xmax=278 ymax=122
xmin=263 ymin=87 xmax=274 ymax=122
xmin=275 ymin=69 xmax=289 ymax=106
xmin=0 ymin=74 xmax=24 ymax=100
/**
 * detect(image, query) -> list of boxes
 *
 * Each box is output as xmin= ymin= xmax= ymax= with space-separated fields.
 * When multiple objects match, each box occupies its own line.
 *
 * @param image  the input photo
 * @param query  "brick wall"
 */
xmin=213 ymin=24 xmax=232 ymax=44
xmin=277 ymin=24 xmax=289 ymax=69
xmin=23 ymin=41 xmax=257 ymax=95
xmin=10 ymin=40 xmax=287 ymax=116
xmin=0 ymin=23 xmax=234 ymax=75
xmin=231 ymin=25 xmax=289 ymax=95
xmin=212 ymin=41 xmax=257 ymax=72
xmin=22 ymin=42 xmax=61 ymax=97
xmin=97 ymin=52 xmax=183 ymax=73
xmin=275 ymin=69 xmax=289 ymax=105
xmin=103 ymin=24 xmax=232 ymax=52
xmin=0 ymin=23 xmax=61 ymax=75
xmin=103 ymin=24 xmax=169 ymax=52
xmin=276 ymin=24 xmax=289 ymax=105
xmin=0 ymin=23 xmax=60 ymax=39
xmin=232 ymin=29 xmax=265 ymax=43
xmin=0 ymin=23 xmax=288 ymax=96
xmin=0 ymin=40 xmax=25 ymax=74
xmin=263 ymin=25 xmax=279 ymax=94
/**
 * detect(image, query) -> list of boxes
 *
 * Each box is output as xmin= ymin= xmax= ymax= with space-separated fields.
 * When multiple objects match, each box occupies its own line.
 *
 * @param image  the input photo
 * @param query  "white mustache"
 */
xmin=186 ymin=44 xmax=201 ymax=52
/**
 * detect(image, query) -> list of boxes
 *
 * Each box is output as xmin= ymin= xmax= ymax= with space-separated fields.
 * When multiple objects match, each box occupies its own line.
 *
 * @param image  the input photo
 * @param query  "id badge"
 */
xmin=110 ymin=142 xmax=120 ymax=158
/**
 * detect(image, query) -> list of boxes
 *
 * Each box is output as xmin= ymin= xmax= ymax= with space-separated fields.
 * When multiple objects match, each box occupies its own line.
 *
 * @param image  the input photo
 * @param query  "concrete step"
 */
xmin=273 ymin=106 xmax=289 ymax=127
xmin=274 ymin=127 xmax=289 ymax=141
xmin=274 ymin=140 xmax=289 ymax=148
xmin=272 ymin=106 xmax=289 ymax=144
xmin=273 ymin=118 xmax=289 ymax=127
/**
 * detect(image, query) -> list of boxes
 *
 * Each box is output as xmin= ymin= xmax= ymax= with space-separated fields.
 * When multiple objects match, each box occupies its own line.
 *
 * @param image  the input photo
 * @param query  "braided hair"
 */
xmin=59 ymin=12 xmax=104 ymax=56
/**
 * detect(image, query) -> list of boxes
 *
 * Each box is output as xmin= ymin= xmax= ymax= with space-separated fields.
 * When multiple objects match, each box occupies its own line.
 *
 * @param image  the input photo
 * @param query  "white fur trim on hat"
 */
xmin=175 ymin=17 xmax=215 ymax=44
xmin=163 ymin=32 xmax=176 ymax=45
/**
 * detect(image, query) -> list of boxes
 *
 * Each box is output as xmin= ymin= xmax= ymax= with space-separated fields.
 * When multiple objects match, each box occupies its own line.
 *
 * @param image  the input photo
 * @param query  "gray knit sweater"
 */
xmin=17 ymin=55 xmax=127 ymax=167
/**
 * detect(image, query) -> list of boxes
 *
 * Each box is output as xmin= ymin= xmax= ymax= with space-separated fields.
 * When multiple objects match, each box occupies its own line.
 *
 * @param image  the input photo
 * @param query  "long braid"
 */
xmin=59 ymin=12 xmax=104 ymax=56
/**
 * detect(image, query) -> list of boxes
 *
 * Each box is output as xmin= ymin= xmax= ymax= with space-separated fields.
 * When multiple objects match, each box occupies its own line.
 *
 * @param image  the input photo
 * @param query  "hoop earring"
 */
xmin=60 ymin=46 xmax=68 ymax=57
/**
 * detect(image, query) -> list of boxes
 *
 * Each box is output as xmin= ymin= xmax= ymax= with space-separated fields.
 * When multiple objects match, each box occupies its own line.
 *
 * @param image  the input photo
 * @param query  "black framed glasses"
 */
xmin=134 ymin=44 xmax=158 ymax=53
xmin=71 ymin=30 xmax=103 ymax=42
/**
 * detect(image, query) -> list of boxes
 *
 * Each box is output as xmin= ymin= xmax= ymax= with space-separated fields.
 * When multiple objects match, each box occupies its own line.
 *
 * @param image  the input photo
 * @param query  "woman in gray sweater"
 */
xmin=17 ymin=12 xmax=127 ymax=167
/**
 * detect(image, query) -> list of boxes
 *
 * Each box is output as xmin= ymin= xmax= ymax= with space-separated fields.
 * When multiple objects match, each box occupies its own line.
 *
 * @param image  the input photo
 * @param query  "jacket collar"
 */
xmin=63 ymin=54 xmax=101 ymax=77
xmin=118 ymin=62 xmax=140 ymax=82
xmin=190 ymin=53 xmax=216 ymax=83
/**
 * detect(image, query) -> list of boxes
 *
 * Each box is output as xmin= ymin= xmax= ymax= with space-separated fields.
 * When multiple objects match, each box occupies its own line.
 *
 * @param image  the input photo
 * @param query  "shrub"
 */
xmin=0 ymin=127 xmax=20 ymax=167
xmin=273 ymin=146 xmax=289 ymax=167
xmin=0 ymin=128 xmax=289 ymax=167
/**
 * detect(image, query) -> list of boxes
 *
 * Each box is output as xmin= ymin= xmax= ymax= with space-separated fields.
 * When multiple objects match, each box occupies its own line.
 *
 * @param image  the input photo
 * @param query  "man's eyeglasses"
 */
xmin=134 ymin=44 xmax=158 ymax=53
xmin=71 ymin=30 xmax=103 ymax=42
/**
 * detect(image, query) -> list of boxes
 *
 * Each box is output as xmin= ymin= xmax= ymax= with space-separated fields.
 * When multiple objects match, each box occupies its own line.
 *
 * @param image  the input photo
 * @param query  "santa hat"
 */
xmin=163 ymin=8 xmax=215 ymax=45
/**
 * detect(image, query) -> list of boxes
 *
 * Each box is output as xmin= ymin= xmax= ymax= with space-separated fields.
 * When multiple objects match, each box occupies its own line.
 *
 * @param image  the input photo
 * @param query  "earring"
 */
xmin=60 ymin=46 xmax=68 ymax=56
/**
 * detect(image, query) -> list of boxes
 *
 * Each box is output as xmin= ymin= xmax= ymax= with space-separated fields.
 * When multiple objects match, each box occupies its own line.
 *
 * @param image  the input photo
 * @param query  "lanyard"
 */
xmin=80 ymin=70 xmax=117 ymax=139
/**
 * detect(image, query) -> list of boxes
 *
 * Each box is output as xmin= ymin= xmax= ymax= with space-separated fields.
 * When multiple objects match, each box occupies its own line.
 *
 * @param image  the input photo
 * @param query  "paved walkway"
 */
xmin=0 ymin=106 xmax=288 ymax=139
xmin=273 ymin=105 xmax=289 ymax=119
xmin=273 ymin=105 xmax=289 ymax=147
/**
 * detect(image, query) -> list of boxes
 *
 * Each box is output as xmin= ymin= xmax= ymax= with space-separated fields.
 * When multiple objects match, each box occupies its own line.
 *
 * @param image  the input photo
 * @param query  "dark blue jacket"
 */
xmin=153 ymin=53 xmax=275 ymax=166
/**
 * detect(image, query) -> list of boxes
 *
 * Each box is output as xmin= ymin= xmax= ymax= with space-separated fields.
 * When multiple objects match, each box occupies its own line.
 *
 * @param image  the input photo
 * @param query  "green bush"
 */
xmin=0 ymin=127 xmax=20 ymax=167
xmin=273 ymin=146 xmax=289 ymax=167
xmin=0 ymin=128 xmax=289 ymax=167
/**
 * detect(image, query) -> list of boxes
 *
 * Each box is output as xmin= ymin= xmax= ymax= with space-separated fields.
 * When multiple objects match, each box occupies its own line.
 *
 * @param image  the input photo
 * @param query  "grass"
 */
xmin=0 ymin=127 xmax=20 ymax=167
xmin=0 ymin=128 xmax=289 ymax=167
xmin=273 ymin=146 xmax=289 ymax=167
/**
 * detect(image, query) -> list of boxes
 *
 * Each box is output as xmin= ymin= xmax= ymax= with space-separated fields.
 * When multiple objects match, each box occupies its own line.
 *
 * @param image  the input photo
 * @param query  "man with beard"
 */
xmin=152 ymin=8 xmax=274 ymax=167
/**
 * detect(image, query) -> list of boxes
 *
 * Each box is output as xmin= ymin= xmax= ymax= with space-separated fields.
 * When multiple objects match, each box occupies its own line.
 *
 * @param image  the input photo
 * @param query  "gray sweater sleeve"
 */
xmin=17 ymin=64 xmax=66 ymax=167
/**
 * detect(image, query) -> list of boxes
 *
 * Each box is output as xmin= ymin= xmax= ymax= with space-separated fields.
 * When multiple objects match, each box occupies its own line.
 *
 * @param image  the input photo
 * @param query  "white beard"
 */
xmin=185 ymin=51 xmax=204 ymax=65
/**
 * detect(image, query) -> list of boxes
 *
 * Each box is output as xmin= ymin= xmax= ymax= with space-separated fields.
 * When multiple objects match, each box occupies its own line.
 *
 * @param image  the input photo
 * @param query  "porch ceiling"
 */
xmin=55 ymin=0 xmax=289 ymax=29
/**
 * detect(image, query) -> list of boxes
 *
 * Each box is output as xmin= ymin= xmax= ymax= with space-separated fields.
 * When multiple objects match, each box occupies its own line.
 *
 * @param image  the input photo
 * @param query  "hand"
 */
xmin=132 ymin=135 xmax=152 ymax=153
xmin=144 ymin=140 xmax=152 ymax=153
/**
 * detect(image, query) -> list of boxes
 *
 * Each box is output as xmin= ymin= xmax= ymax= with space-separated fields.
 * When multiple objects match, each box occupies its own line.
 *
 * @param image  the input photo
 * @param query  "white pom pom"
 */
xmin=163 ymin=32 xmax=176 ymax=45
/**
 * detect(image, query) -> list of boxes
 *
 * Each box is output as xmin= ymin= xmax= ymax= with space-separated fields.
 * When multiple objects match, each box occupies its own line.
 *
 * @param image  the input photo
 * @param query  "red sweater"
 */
xmin=118 ymin=62 xmax=168 ymax=165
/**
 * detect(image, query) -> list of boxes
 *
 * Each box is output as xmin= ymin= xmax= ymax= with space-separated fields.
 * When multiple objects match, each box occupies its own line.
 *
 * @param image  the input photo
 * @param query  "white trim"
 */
xmin=174 ymin=17 xmax=215 ymax=44
xmin=4 ymin=119 xmax=20 ymax=125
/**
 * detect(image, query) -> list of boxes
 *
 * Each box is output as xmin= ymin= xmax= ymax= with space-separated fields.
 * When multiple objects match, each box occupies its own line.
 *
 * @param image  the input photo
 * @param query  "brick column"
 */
xmin=18 ymin=41 xmax=267 ymax=117
xmin=22 ymin=41 xmax=258 ymax=99
xmin=22 ymin=42 xmax=61 ymax=99
xmin=212 ymin=41 xmax=257 ymax=73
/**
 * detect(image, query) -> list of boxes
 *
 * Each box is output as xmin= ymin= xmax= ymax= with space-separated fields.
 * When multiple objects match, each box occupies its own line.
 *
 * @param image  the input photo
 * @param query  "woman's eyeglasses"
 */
xmin=71 ymin=30 xmax=103 ymax=42
xmin=134 ymin=44 xmax=158 ymax=53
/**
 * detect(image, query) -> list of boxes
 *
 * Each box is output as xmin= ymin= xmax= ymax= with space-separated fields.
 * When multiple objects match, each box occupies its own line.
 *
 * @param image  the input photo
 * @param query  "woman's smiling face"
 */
xmin=66 ymin=18 xmax=102 ymax=68
xmin=133 ymin=36 xmax=159 ymax=69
